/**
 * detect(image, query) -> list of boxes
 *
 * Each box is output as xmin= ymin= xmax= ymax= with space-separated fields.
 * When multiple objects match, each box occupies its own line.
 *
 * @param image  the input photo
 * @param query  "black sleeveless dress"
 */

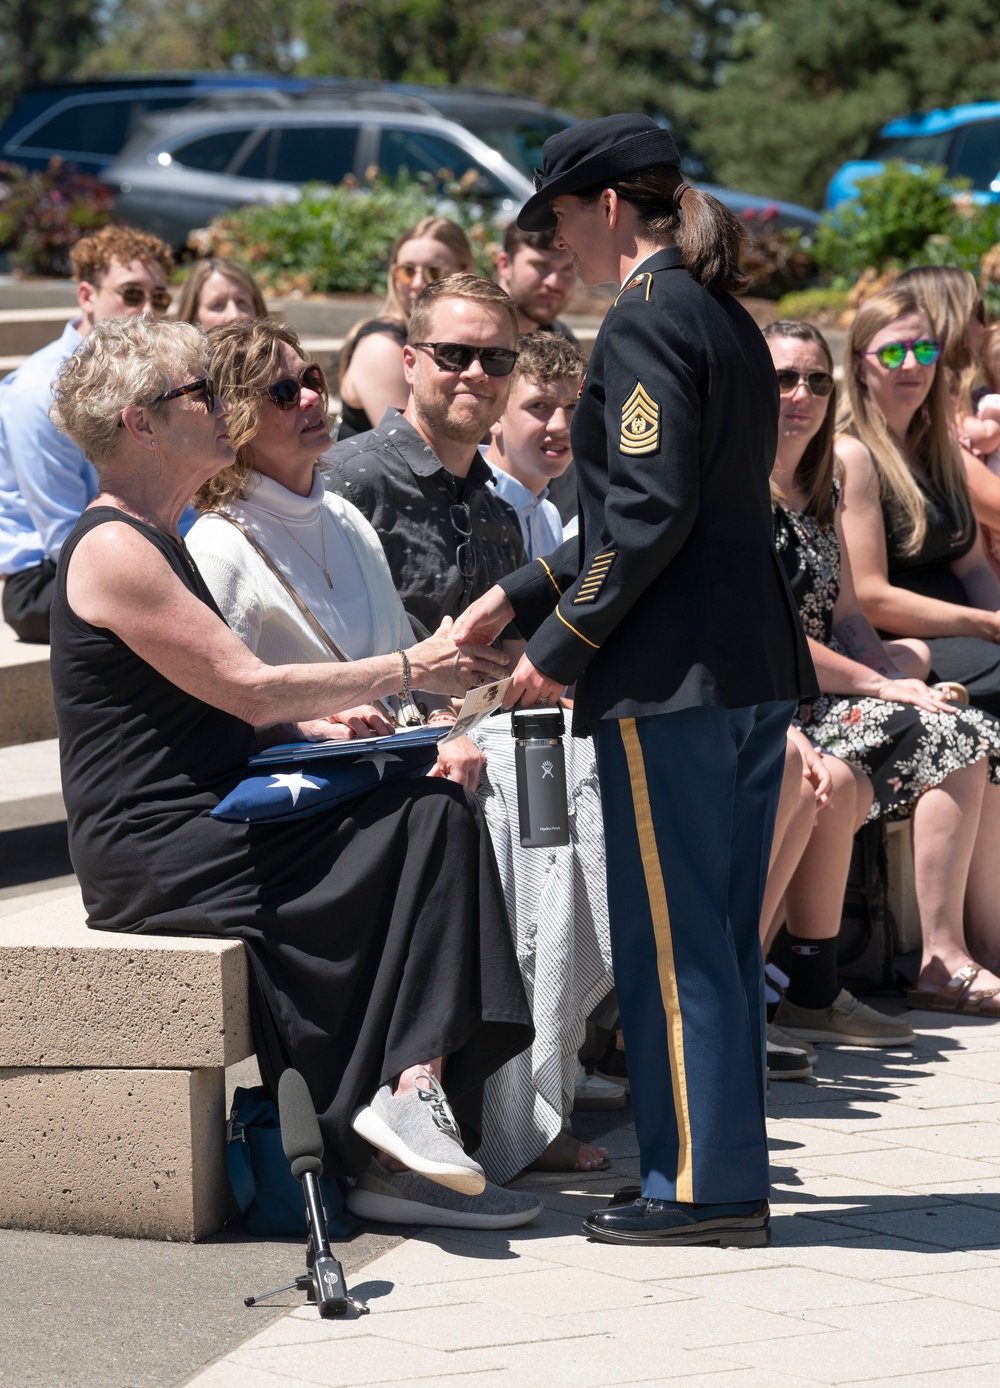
xmin=336 ymin=319 xmax=408 ymax=441
xmin=50 ymin=509 xmax=533 ymax=1178
xmin=882 ymin=481 xmax=1000 ymax=718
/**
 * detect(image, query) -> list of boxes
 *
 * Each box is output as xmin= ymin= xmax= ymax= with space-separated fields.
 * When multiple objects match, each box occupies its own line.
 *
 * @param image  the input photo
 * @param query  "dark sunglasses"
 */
xmin=119 ymin=376 xmax=215 ymax=426
xmin=393 ymin=262 xmax=449 ymax=286
xmin=859 ymin=338 xmax=941 ymax=370
xmin=413 ymin=341 xmax=519 ymax=377
xmin=110 ymin=283 xmax=173 ymax=313
xmin=776 ymin=369 xmax=835 ymax=397
xmin=263 ymin=363 xmax=327 ymax=409
xmin=154 ymin=376 xmax=214 ymax=411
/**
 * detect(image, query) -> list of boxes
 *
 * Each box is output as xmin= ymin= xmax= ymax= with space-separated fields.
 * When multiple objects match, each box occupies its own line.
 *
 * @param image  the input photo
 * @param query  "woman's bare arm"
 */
xmin=951 ymin=541 xmax=1000 ymax=610
xmin=339 ymin=331 xmax=408 ymax=426
xmin=835 ymin=435 xmax=1000 ymax=641
xmin=961 ymin=444 xmax=1000 ymax=533
xmin=830 ymin=504 xmax=898 ymax=675
xmin=65 ymin=521 xmax=507 ymax=725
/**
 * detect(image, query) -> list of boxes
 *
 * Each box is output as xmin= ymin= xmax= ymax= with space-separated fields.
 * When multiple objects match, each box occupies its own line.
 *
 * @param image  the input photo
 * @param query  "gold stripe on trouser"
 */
xmin=620 ymin=717 xmax=694 ymax=1202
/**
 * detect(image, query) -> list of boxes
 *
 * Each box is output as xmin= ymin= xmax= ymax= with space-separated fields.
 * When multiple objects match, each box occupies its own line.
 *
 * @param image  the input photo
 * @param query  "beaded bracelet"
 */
xmin=393 ymin=647 xmax=411 ymax=702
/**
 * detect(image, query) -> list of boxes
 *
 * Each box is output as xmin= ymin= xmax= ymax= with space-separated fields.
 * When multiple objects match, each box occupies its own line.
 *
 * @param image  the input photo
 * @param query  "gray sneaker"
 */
xmin=347 ymin=1162 xmax=543 ymax=1230
xmin=351 ymin=1072 xmax=486 ymax=1194
xmin=768 ymin=1021 xmax=818 ymax=1066
xmin=774 ymin=988 xmax=915 ymax=1048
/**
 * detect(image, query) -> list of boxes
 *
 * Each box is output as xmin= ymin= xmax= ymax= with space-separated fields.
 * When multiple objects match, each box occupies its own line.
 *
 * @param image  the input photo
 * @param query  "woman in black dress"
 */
xmin=47 ymin=314 xmax=535 ymax=1197
xmin=767 ymin=318 xmax=1000 ymax=1017
xmin=837 ymin=286 xmax=1000 ymax=718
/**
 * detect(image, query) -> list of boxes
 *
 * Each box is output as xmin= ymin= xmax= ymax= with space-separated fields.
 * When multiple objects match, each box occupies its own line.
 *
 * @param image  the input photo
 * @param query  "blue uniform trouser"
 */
xmin=591 ymin=701 xmax=794 ymax=1205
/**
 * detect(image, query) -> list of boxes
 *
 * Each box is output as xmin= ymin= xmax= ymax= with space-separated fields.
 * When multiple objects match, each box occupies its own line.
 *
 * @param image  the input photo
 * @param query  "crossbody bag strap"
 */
xmin=210 ymin=509 xmax=418 ymax=725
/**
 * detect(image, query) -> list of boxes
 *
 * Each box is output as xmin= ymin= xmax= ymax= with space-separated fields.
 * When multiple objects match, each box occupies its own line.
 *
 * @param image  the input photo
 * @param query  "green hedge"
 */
xmin=189 ymin=172 xmax=503 ymax=296
xmin=814 ymin=162 xmax=1000 ymax=314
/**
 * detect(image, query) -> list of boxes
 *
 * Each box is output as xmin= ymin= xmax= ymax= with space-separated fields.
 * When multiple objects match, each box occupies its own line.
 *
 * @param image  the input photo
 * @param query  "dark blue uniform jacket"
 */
xmin=499 ymin=246 xmax=817 ymax=733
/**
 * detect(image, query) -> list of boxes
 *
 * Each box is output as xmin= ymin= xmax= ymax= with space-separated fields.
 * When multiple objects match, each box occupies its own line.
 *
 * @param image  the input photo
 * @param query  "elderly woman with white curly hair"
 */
xmin=46 ymin=314 xmax=539 ymax=1221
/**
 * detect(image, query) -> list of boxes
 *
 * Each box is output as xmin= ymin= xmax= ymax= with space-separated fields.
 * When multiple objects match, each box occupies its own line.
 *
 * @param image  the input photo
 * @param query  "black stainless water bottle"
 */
xmin=512 ymin=705 xmax=570 ymax=848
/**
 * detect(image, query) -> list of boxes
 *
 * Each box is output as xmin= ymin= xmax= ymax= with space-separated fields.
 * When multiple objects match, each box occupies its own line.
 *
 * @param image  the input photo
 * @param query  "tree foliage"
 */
xmin=682 ymin=0 xmax=1000 ymax=209
xmin=0 ymin=0 xmax=99 ymax=122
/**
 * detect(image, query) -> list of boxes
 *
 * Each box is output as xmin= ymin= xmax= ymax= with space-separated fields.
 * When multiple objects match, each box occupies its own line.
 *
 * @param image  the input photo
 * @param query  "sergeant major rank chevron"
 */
xmin=620 ymin=381 xmax=660 ymax=455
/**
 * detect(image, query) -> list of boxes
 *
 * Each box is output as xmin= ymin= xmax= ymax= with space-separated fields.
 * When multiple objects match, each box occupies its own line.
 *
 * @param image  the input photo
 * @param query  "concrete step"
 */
xmin=0 ymin=625 xmax=55 ymax=747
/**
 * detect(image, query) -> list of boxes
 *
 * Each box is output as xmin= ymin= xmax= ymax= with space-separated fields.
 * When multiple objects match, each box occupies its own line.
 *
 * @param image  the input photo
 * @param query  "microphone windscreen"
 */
xmin=277 ymin=1068 xmax=324 ymax=1170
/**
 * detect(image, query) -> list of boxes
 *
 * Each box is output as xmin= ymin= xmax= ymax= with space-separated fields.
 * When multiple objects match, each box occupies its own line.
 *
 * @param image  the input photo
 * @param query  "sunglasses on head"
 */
xmin=776 ymin=369 xmax=834 ymax=397
xmin=412 ymin=341 xmax=519 ymax=377
xmin=860 ymin=337 xmax=942 ymax=370
xmin=393 ymin=262 xmax=449 ymax=287
xmin=263 ymin=363 xmax=326 ymax=409
xmin=110 ymin=283 xmax=173 ymax=313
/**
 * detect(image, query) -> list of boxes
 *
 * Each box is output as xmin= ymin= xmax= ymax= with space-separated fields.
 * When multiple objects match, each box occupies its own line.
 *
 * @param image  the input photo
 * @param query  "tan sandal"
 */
xmin=527 ymin=1130 xmax=611 ymax=1173
xmin=907 ymin=963 xmax=1000 ymax=1015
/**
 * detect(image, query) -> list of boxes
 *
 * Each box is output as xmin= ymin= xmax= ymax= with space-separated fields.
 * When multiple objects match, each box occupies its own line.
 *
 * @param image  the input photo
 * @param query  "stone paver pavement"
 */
xmin=184 ymin=1007 xmax=1000 ymax=1388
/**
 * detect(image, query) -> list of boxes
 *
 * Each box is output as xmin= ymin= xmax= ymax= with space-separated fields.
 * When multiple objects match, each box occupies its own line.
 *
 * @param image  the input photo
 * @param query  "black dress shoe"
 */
xmin=584 ymin=1197 xmax=770 ymax=1247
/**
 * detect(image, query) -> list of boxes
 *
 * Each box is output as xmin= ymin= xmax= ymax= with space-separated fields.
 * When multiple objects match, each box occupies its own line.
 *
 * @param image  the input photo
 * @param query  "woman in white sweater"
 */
xmin=186 ymin=318 xmax=543 ymax=1231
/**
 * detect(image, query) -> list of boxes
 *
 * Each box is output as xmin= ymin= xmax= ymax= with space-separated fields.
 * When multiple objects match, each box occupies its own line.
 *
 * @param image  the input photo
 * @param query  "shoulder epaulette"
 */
xmin=614 ymin=272 xmax=653 ymax=307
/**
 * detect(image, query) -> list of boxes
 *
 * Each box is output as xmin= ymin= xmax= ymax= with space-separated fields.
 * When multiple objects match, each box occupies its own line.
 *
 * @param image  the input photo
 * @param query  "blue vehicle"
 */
xmin=825 ymin=103 xmax=1000 ymax=210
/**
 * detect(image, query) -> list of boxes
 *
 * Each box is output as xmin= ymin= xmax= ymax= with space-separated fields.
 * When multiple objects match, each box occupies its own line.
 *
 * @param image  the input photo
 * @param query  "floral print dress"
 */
xmin=774 ymin=495 xmax=1000 ymax=821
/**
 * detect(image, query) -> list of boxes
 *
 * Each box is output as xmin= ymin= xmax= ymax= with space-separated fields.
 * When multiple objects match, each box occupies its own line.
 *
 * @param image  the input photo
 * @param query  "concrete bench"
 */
xmin=0 ymin=893 xmax=252 ymax=1241
xmin=0 ymin=625 xmax=56 ymax=748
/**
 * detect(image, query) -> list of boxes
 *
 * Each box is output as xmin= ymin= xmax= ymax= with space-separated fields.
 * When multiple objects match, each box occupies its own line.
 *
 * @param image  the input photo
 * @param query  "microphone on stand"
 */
xmin=244 ymin=1069 xmax=369 ymax=1318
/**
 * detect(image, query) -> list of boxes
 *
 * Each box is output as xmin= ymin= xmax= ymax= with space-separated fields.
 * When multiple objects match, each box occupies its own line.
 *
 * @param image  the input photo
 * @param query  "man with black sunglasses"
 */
xmin=325 ymin=275 xmax=528 ymax=640
xmin=0 ymin=224 xmax=175 ymax=642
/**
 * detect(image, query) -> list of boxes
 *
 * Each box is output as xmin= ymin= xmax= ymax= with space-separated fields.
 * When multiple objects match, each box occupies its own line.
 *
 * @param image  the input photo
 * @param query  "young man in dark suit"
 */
xmin=454 ymin=115 xmax=816 ymax=1248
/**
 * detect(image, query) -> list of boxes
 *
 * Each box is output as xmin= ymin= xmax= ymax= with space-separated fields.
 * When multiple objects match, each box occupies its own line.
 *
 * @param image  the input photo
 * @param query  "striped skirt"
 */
xmin=471 ymin=715 xmax=615 ymax=1185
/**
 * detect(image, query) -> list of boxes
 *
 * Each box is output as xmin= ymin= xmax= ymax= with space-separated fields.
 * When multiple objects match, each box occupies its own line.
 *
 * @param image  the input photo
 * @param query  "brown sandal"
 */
xmin=527 ymin=1130 xmax=611 ymax=1173
xmin=907 ymin=963 xmax=1000 ymax=1016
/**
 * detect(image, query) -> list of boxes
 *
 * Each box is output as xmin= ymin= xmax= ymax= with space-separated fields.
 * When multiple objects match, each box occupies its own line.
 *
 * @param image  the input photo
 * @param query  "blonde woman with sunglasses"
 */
xmin=836 ymin=286 xmax=1000 ymax=721
xmin=337 ymin=218 xmax=474 ymax=441
xmin=765 ymin=319 xmax=1000 ymax=1024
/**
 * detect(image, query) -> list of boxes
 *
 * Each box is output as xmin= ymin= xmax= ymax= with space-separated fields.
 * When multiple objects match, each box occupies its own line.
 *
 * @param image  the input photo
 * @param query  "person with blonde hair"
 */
xmin=337 ymin=217 xmax=475 ymax=440
xmin=836 ymin=285 xmax=1000 ymax=722
xmin=46 ymin=311 xmax=536 ymax=1218
xmin=176 ymin=256 xmax=267 ymax=330
xmin=765 ymin=318 xmax=1000 ymax=1025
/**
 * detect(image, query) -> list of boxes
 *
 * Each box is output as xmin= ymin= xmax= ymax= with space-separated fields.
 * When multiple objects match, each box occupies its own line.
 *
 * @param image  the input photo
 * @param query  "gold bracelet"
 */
xmin=393 ymin=647 xmax=411 ymax=701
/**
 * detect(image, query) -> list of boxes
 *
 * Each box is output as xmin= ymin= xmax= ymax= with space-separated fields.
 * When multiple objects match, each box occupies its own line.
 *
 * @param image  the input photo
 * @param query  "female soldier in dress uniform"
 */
xmin=454 ymin=114 xmax=816 ymax=1247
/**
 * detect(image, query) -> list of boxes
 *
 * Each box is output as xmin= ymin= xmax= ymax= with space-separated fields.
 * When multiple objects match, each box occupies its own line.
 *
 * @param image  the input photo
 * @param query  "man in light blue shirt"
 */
xmin=0 ymin=224 xmax=174 ymax=641
xmin=483 ymin=331 xmax=586 ymax=561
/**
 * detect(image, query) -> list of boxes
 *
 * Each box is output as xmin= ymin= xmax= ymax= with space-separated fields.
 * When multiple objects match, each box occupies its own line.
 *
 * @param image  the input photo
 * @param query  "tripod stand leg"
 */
xmin=243 ymin=1281 xmax=300 ymax=1307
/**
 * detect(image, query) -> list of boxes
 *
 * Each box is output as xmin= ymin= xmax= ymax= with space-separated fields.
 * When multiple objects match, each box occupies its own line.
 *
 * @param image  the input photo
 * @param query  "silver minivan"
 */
xmin=105 ymin=106 xmax=535 ymax=246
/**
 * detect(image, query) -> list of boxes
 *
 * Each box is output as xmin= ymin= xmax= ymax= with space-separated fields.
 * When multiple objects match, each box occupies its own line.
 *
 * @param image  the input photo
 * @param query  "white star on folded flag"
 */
xmin=354 ymin=751 xmax=403 ymax=781
xmin=268 ymin=771 xmax=322 ymax=806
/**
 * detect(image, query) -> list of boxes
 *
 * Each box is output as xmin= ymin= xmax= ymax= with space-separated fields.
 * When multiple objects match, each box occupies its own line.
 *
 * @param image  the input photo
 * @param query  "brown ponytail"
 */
xmin=576 ymin=165 xmax=749 ymax=296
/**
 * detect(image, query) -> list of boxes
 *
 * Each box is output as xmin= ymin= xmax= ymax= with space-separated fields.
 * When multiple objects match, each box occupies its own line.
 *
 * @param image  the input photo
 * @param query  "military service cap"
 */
xmin=517 ymin=114 xmax=681 ymax=233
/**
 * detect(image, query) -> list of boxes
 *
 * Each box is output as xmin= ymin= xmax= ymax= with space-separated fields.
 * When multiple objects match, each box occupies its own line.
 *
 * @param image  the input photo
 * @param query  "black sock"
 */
xmin=784 ymin=934 xmax=840 ymax=1010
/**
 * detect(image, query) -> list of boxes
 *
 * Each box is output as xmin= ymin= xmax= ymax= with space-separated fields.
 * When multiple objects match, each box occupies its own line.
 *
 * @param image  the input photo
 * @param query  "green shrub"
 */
xmin=740 ymin=220 xmax=816 ymax=299
xmin=189 ymin=171 xmax=503 ymax=296
xmin=0 ymin=158 xmax=114 ymax=277
xmin=814 ymin=162 xmax=958 ymax=281
xmin=774 ymin=287 xmax=852 ymax=322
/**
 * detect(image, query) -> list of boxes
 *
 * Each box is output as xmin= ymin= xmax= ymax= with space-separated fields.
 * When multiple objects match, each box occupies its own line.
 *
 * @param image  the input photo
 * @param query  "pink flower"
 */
xmin=843 ymin=707 xmax=863 ymax=725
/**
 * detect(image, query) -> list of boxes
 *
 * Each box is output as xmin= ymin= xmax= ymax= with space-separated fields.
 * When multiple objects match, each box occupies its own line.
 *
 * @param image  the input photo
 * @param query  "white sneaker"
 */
xmin=574 ymin=1065 xmax=626 ymax=1111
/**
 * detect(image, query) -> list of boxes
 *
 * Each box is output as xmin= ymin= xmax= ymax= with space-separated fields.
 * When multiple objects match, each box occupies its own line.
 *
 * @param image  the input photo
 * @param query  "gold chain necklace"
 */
xmin=273 ymin=514 xmax=333 ymax=588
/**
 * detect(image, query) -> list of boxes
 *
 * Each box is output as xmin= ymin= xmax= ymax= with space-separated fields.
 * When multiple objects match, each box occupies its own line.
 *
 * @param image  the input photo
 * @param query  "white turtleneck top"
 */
xmin=186 ymin=470 xmax=413 ymax=667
